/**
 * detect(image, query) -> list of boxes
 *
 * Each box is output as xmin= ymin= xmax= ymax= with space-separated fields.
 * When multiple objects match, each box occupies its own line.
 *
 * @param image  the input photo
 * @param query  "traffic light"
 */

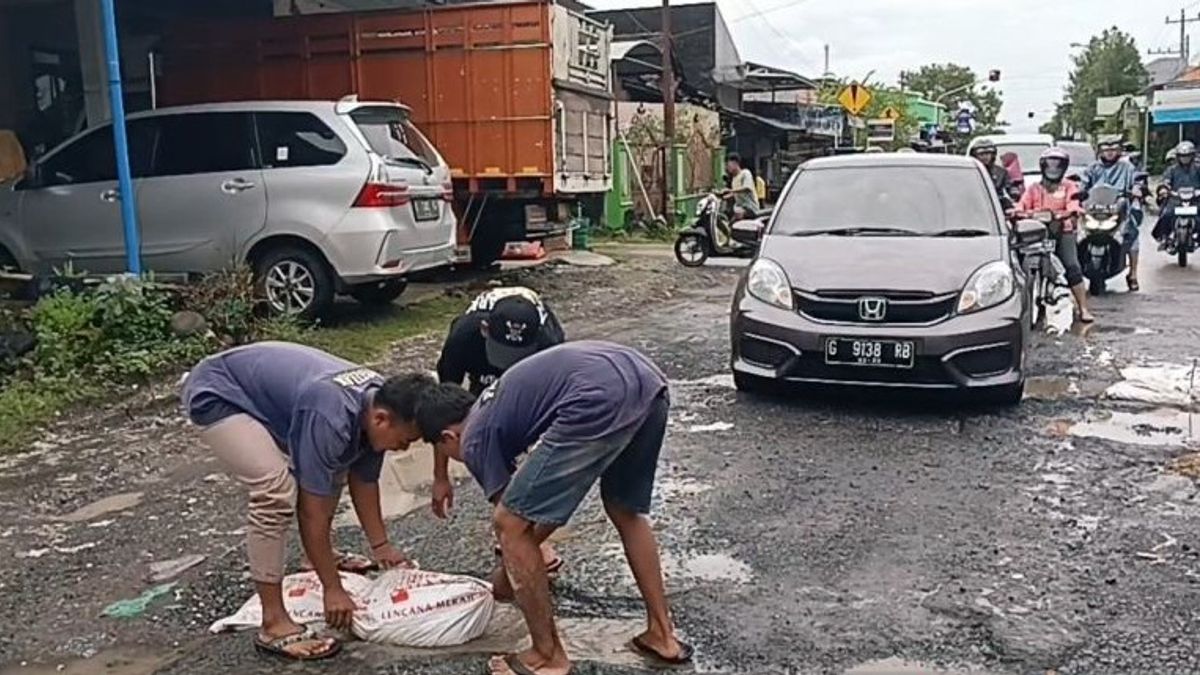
xmin=988 ymin=69 xmax=1001 ymax=82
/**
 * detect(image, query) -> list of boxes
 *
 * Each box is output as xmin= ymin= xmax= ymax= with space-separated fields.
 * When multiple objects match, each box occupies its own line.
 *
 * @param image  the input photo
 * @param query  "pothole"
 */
xmin=1069 ymin=408 xmax=1198 ymax=448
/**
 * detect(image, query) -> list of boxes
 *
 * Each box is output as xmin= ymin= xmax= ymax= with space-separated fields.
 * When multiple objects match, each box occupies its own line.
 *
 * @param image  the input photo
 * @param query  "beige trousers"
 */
xmin=200 ymin=414 xmax=296 ymax=584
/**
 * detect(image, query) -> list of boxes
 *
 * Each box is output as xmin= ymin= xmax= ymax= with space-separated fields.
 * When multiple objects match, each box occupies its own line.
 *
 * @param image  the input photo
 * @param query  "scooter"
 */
xmin=1166 ymin=187 xmax=1199 ymax=267
xmin=673 ymin=193 xmax=771 ymax=267
xmin=1078 ymin=185 xmax=1130 ymax=295
xmin=1013 ymin=210 xmax=1067 ymax=329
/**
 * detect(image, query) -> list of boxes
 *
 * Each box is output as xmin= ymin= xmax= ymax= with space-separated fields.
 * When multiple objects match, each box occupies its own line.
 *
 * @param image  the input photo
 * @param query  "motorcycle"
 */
xmin=1014 ymin=210 xmax=1067 ymax=329
xmin=1166 ymin=187 xmax=1199 ymax=267
xmin=673 ymin=192 xmax=771 ymax=267
xmin=1078 ymin=185 xmax=1131 ymax=295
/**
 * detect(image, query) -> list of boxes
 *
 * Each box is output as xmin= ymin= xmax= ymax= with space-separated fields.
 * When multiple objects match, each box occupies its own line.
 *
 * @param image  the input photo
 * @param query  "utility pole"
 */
xmin=660 ymin=0 xmax=675 ymax=228
xmin=823 ymin=44 xmax=830 ymax=76
xmin=1162 ymin=8 xmax=1200 ymax=69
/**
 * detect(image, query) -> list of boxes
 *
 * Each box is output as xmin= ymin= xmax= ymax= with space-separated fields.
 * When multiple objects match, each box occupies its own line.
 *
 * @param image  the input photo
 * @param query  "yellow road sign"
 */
xmin=882 ymin=106 xmax=901 ymax=120
xmin=837 ymin=82 xmax=872 ymax=116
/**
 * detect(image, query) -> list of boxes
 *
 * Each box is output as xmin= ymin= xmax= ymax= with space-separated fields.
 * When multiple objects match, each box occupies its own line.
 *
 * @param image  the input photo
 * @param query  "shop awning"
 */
xmin=1151 ymin=86 xmax=1200 ymax=125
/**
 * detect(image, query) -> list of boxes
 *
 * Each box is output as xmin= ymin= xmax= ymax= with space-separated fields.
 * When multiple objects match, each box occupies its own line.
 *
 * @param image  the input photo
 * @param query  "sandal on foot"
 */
xmin=300 ymin=552 xmax=378 ymax=575
xmin=254 ymin=628 xmax=341 ymax=661
xmin=1127 ymin=276 xmax=1140 ymax=292
xmin=629 ymin=635 xmax=695 ymax=666
xmin=498 ymin=653 xmax=569 ymax=675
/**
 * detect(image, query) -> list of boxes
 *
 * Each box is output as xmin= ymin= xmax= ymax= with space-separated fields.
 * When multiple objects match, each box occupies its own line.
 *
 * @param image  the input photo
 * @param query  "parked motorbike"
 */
xmin=1013 ymin=211 xmax=1066 ymax=329
xmin=673 ymin=193 xmax=771 ymax=267
xmin=1078 ymin=185 xmax=1130 ymax=295
xmin=1165 ymin=187 xmax=1199 ymax=267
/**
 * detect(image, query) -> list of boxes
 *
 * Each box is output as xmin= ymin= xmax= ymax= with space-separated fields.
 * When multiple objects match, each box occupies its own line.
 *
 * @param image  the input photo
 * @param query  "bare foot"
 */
xmin=540 ymin=543 xmax=559 ymax=567
xmin=488 ymin=650 xmax=571 ymax=675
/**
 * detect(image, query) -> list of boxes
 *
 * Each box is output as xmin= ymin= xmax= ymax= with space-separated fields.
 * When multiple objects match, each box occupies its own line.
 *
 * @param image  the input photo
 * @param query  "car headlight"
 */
xmin=747 ymin=258 xmax=793 ymax=310
xmin=957 ymin=261 xmax=1015 ymax=314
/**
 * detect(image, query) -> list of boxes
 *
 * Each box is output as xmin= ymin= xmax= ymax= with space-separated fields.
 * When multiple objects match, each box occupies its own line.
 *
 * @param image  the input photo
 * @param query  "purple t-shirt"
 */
xmin=460 ymin=341 xmax=668 ymax=500
xmin=181 ymin=342 xmax=384 ymax=497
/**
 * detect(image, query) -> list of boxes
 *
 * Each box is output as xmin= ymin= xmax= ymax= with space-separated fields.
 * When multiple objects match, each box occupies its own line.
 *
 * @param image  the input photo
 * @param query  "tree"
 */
xmin=1062 ymin=28 xmax=1148 ymax=136
xmin=899 ymin=63 xmax=1004 ymax=134
xmin=817 ymin=78 xmax=918 ymax=149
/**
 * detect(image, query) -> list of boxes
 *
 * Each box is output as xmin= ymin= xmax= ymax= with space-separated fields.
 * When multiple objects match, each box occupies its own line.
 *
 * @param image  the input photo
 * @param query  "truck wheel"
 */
xmin=470 ymin=228 xmax=509 ymax=270
xmin=350 ymin=279 xmax=408 ymax=307
xmin=255 ymin=245 xmax=334 ymax=321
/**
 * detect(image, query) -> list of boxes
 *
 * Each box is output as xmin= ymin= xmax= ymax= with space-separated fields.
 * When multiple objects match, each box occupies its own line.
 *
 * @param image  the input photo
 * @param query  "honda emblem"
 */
xmin=857 ymin=297 xmax=887 ymax=321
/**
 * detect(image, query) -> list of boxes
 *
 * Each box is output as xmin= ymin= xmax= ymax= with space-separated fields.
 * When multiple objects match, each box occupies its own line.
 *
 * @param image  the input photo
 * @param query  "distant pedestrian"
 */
xmin=182 ymin=342 xmax=433 ymax=661
xmin=414 ymin=341 xmax=692 ymax=675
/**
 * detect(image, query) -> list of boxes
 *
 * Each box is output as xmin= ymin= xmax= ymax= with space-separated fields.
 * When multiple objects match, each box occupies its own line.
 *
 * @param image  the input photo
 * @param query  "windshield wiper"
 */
xmin=929 ymin=229 xmax=993 ymax=237
xmin=384 ymin=156 xmax=432 ymax=172
xmin=790 ymin=226 xmax=923 ymax=237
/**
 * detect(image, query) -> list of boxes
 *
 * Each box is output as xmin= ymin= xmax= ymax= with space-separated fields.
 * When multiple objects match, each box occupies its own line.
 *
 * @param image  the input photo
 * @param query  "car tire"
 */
xmin=470 ymin=228 xmax=508 ymax=270
xmin=350 ymin=279 xmax=408 ymax=307
xmin=734 ymin=371 xmax=774 ymax=396
xmin=983 ymin=382 xmax=1024 ymax=407
xmin=254 ymin=245 xmax=334 ymax=321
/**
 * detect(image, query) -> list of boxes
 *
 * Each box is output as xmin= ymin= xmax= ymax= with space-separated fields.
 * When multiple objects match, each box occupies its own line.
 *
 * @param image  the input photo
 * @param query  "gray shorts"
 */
xmin=501 ymin=394 xmax=669 ymax=526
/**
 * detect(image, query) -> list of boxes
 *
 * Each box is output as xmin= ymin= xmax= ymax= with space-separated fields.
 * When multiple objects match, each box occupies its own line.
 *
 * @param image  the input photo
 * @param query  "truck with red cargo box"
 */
xmin=159 ymin=0 xmax=613 ymax=267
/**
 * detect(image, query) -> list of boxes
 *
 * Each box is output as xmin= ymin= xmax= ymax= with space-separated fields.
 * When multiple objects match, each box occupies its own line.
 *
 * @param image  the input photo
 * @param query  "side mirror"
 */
xmin=731 ymin=218 xmax=763 ymax=245
xmin=1013 ymin=219 xmax=1048 ymax=246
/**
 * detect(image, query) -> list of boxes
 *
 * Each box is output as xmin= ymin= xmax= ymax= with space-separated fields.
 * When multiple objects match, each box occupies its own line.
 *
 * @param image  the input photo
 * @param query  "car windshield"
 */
xmin=1059 ymin=143 xmax=1095 ymax=168
xmin=996 ymin=143 xmax=1051 ymax=173
xmin=771 ymin=165 xmax=1000 ymax=237
xmin=349 ymin=107 xmax=439 ymax=166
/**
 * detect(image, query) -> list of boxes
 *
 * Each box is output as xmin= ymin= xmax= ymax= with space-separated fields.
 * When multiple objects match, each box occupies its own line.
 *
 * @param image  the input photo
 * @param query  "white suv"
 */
xmin=0 ymin=98 xmax=457 ymax=319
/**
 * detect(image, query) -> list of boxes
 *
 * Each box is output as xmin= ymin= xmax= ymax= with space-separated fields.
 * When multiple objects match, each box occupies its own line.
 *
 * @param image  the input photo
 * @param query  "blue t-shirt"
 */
xmin=460 ymin=340 xmax=668 ymax=500
xmin=181 ymin=342 xmax=384 ymax=497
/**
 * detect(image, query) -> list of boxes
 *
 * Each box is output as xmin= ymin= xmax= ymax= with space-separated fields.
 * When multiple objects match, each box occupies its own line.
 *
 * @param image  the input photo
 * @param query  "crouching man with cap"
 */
xmin=415 ymin=341 xmax=692 ymax=675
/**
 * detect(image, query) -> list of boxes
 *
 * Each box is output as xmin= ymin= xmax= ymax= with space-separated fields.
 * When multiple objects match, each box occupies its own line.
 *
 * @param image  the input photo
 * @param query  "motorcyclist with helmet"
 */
xmin=1016 ymin=147 xmax=1095 ymax=323
xmin=969 ymin=139 xmax=1015 ymax=211
xmin=1081 ymin=136 xmax=1143 ymax=291
xmin=1153 ymin=140 xmax=1200 ymax=246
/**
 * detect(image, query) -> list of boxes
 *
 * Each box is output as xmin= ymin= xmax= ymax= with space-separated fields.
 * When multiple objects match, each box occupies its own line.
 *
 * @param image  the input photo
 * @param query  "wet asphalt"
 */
xmin=1 ymin=243 xmax=1199 ymax=675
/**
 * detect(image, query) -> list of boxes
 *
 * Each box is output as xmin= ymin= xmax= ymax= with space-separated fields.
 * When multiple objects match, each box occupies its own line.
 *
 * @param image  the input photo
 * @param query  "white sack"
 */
xmin=208 ymin=571 xmax=373 ymax=633
xmin=352 ymin=568 xmax=494 ymax=647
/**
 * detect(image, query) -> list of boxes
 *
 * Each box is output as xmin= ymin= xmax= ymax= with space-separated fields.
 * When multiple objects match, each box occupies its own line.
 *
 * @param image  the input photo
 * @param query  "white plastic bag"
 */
xmin=208 ymin=571 xmax=373 ymax=633
xmin=353 ymin=568 xmax=495 ymax=647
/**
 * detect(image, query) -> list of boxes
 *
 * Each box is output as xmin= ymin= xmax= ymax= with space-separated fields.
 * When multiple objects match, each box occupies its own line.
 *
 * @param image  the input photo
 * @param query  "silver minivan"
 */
xmin=0 ymin=98 xmax=456 ymax=318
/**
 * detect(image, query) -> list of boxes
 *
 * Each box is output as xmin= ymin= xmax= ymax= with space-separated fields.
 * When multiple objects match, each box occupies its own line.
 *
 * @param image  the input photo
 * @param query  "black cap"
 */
xmin=484 ymin=296 xmax=544 ymax=370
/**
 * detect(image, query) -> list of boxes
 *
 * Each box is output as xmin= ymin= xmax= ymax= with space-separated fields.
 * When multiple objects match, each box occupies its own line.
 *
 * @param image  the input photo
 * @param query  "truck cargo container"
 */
xmin=159 ymin=0 xmax=613 ymax=266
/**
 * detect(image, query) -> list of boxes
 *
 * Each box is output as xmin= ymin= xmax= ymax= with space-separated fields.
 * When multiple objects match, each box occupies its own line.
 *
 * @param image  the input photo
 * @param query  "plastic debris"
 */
xmin=147 ymin=554 xmax=206 ymax=583
xmin=687 ymin=422 xmax=734 ymax=433
xmin=101 ymin=583 xmax=177 ymax=619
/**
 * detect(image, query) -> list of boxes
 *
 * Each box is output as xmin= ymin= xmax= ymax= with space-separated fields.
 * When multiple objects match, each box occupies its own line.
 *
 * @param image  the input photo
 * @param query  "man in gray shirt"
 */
xmin=182 ymin=342 xmax=433 ymax=661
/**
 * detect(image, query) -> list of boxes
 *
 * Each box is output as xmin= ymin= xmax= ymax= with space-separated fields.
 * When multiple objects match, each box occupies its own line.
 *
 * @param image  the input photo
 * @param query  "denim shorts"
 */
xmin=501 ymin=394 xmax=669 ymax=526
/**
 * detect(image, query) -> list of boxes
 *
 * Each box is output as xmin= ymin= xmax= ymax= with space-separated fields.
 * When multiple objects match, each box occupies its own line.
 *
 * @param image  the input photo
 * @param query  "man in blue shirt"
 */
xmin=1081 ymin=137 xmax=1143 ymax=290
xmin=1154 ymin=140 xmax=1200 ymax=247
xmin=415 ymin=341 xmax=692 ymax=675
xmin=182 ymin=342 xmax=434 ymax=661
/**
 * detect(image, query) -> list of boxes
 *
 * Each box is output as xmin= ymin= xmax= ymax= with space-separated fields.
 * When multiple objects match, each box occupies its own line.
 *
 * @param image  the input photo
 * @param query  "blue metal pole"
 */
xmin=99 ymin=0 xmax=141 ymax=276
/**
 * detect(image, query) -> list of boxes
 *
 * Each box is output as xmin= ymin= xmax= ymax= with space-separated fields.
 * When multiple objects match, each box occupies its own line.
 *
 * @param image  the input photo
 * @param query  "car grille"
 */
xmin=794 ymin=289 xmax=958 ymax=325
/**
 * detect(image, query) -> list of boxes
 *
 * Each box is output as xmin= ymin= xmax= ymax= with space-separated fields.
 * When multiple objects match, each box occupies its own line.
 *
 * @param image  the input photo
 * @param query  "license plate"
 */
xmin=824 ymin=337 xmax=915 ymax=369
xmin=1176 ymin=205 xmax=1198 ymax=216
xmin=412 ymin=199 xmax=440 ymax=221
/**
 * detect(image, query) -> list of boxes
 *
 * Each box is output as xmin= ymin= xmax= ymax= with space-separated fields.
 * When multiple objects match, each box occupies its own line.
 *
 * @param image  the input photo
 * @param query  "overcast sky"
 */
xmin=589 ymin=0 xmax=1187 ymax=133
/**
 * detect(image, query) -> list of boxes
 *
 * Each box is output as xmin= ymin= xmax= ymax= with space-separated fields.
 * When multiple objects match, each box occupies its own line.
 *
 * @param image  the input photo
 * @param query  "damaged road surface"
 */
xmin=1 ymin=247 xmax=1199 ymax=674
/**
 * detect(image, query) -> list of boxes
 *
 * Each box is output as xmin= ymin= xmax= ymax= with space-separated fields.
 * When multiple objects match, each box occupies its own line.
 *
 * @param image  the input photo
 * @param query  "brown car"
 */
xmin=730 ymin=153 xmax=1041 ymax=405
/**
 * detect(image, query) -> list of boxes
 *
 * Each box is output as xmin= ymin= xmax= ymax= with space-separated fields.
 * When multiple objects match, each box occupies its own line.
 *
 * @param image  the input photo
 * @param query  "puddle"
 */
xmin=0 ymin=649 xmax=170 ymax=675
xmin=334 ymin=443 xmax=469 ymax=527
xmin=1104 ymin=363 xmax=1196 ymax=408
xmin=57 ymin=493 xmax=143 ymax=523
xmin=663 ymin=551 xmax=752 ymax=583
xmin=672 ymin=373 xmax=736 ymax=389
xmin=1069 ymin=408 xmax=1198 ymax=448
xmin=379 ymin=606 xmax=645 ymax=666
xmin=1024 ymin=376 xmax=1079 ymax=401
xmin=845 ymin=657 xmax=994 ymax=674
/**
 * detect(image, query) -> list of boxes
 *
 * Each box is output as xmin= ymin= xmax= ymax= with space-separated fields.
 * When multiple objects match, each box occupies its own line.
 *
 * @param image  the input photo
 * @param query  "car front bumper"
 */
xmin=731 ymin=291 xmax=1027 ymax=390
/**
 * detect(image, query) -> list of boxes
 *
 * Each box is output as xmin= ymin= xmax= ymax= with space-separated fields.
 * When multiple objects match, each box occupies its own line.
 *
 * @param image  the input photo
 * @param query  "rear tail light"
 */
xmin=354 ymin=182 xmax=410 ymax=208
xmin=442 ymin=181 xmax=454 ymax=202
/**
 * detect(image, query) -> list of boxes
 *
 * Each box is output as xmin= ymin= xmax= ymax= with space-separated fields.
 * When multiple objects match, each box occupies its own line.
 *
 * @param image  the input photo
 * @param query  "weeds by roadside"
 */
xmin=0 ymin=270 xmax=462 ymax=453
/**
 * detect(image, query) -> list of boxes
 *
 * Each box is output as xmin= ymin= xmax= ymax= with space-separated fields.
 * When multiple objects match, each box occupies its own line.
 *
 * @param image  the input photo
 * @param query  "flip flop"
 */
xmin=629 ymin=635 xmax=694 ymax=667
xmin=254 ymin=628 xmax=341 ymax=661
xmin=498 ymin=653 xmax=572 ymax=675
xmin=300 ymin=552 xmax=378 ymax=575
